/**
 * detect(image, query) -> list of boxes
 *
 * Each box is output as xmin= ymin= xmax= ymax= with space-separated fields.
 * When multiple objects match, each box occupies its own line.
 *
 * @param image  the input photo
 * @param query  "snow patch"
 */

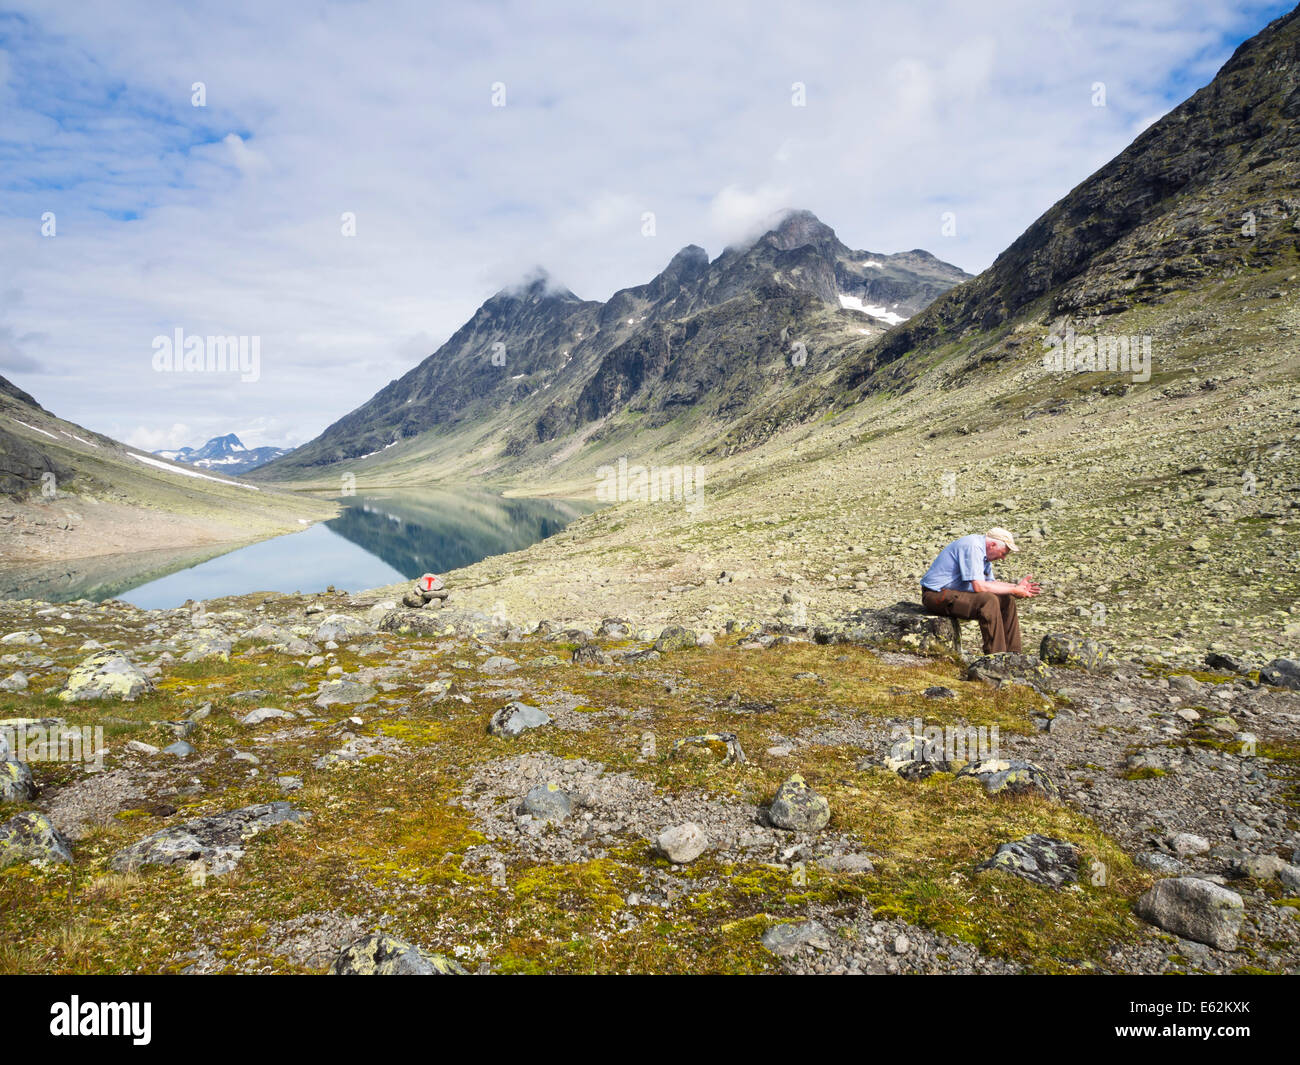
xmin=129 ymin=453 xmax=260 ymax=490
xmin=861 ymin=260 xmax=884 ymax=269
xmin=837 ymin=293 xmax=908 ymax=326
xmin=12 ymin=420 xmax=58 ymax=440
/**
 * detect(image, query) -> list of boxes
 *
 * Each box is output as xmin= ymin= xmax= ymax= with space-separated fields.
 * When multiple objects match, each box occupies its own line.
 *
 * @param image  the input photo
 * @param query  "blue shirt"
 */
xmin=921 ymin=534 xmax=994 ymax=593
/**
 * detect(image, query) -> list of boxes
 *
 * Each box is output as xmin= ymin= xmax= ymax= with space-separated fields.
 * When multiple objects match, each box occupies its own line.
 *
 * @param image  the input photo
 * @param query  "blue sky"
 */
xmin=0 ymin=0 xmax=1293 ymax=451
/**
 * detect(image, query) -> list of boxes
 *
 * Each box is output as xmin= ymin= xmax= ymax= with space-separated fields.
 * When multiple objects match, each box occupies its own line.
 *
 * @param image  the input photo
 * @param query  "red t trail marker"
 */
xmin=422 ymin=574 xmax=439 ymax=591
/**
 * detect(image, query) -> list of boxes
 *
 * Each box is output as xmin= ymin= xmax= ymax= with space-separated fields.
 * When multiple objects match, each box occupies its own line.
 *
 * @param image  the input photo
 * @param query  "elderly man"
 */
xmin=920 ymin=527 xmax=1040 ymax=654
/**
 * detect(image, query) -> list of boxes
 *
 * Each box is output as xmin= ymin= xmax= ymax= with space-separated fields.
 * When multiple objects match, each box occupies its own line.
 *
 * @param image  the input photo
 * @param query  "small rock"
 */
xmin=330 ymin=933 xmax=466 ymax=975
xmin=768 ymin=774 xmax=830 ymax=832
xmin=655 ymin=823 xmax=709 ymax=864
xmin=519 ymin=782 xmax=573 ymax=822
xmin=488 ymin=702 xmax=550 ymax=738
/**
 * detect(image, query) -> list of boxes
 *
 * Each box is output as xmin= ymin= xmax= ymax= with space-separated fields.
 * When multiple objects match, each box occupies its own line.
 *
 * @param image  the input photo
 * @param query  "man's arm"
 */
xmin=972 ymin=576 xmax=1041 ymax=598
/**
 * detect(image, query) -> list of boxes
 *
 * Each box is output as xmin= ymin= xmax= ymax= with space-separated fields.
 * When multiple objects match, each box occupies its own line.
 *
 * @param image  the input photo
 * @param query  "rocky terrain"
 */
xmin=0 ymin=586 xmax=1297 ymax=974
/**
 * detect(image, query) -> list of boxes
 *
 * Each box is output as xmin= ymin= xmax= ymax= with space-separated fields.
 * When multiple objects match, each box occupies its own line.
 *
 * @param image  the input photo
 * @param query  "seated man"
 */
xmin=920 ymin=527 xmax=1040 ymax=654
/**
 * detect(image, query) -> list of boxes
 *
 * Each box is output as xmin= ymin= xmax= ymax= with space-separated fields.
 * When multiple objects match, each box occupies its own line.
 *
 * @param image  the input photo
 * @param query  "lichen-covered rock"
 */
xmin=0 ymin=671 xmax=27 ymax=692
xmin=599 ymin=617 xmax=632 ymax=638
xmin=1133 ymin=877 xmax=1244 ymax=950
xmin=761 ymin=920 xmax=830 ymax=956
xmin=237 ymin=623 xmax=318 ymax=655
xmin=572 ymin=643 xmax=610 ymax=665
xmin=0 ymin=630 xmax=42 ymax=645
xmin=179 ymin=636 xmax=232 ymax=663
xmin=955 ymin=758 xmax=1059 ymax=801
xmin=480 ymin=655 xmax=517 ymax=674
xmin=1039 ymin=633 xmax=1112 ymax=672
xmin=965 ymin=653 xmax=1051 ymax=687
xmin=0 ymin=759 xmax=36 ymax=802
xmin=57 ymin=650 xmax=152 ymax=702
xmin=671 ymin=732 xmax=746 ymax=765
xmin=314 ymin=678 xmax=376 ymax=708
xmin=488 ymin=701 xmax=550 ymax=737
xmin=655 ymin=822 xmax=709 ymax=863
xmin=109 ymin=802 xmax=310 ymax=875
xmin=978 ymin=834 xmax=1079 ymax=887
xmin=0 ymin=811 xmax=72 ymax=867
xmin=312 ymin=614 xmax=375 ymax=643
xmin=653 ymin=625 xmax=697 ymax=652
xmin=519 ymin=782 xmax=572 ymax=822
xmin=1260 ymin=658 xmax=1300 ymax=690
xmin=767 ymin=773 xmax=830 ymax=832
xmin=330 ymin=933 xmax=466 ymax=975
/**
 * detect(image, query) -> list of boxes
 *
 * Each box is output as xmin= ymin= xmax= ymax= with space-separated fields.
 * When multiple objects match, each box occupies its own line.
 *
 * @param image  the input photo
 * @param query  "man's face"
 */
xmin=986 ymin=539 xmax=1009 ymax=561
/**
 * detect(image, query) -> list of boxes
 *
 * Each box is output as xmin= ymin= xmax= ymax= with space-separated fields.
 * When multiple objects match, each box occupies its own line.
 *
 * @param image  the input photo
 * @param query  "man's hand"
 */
xmin=1012 ymin=575 xmax=1042 ymax=599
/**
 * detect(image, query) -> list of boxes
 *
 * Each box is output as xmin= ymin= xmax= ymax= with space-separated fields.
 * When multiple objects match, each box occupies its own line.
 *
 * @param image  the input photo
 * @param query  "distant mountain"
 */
xmin=155 ymin=433 xmax=290 ymax=475
xmin=253 ymin=212 xmax=970 ymax=482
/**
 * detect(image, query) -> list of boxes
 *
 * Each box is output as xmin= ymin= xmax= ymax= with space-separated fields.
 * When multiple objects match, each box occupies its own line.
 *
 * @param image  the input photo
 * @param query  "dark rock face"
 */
xmin=0 ymin=374 xmax=43 ymax=410
xmin=0 ymin=426 xmax=67 ymax=498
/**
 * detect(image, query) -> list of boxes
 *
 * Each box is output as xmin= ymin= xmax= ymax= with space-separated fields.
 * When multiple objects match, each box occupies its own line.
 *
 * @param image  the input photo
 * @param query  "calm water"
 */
xmin=4 ymin=489 xmax=598 ymax=609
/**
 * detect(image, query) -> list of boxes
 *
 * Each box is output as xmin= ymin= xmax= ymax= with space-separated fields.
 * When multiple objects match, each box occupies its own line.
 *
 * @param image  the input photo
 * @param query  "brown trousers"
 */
xmin=921 ymin=587 xmax=1021 ymax=654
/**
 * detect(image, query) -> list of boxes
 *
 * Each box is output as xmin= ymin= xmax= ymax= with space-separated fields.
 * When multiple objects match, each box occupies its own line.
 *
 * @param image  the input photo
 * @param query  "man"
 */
xmin=920 ymin=527 xmax=1040 ymax=654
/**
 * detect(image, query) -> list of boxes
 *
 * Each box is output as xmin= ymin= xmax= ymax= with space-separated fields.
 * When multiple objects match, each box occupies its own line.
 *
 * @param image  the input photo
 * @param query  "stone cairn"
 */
xmin=401 ymin=573 xmax=450 ymax=610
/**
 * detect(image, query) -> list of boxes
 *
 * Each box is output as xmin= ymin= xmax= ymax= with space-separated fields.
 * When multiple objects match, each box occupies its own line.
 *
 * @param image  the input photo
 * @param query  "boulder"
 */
xmin=1039 ymin=633 xmax=1112 ymax=673
xmin=671 ymin=732 xmax=746 ymax=765
xmin=240 ymin=707 xmax=296 ymax=726
xmin=965 ymin=653 xmax=1051 ymax=687
xmin=655 ymin=823 xmax=709 ymax=864
xmin=480 ymin=656 xmax=517 ymax=674
xmin=767 ymin=773 xmax=830 ymax=832
xmin=0 ymin=811 xmax=73 ymax=867
xmin=488 ymin=701 xmax=550 ymax=738
xmin=1205 ymin=651 xmax=1249 ymax=674
xmin=812 ymin=601 xmax=958 ymax=652
xmin=57 ymin=650 xmax=152 ymax=702
xmin=330 ymin=933 xmax=466 ymax=975
xmin=955 ymin=759 xmax=1059 ymax=801
xmin=519 ymin=782 xmax=573 ymax=822
xmin=1260 ymin=658 xmax=1300 ymax=690
xmin=978 ymin=834 xmax=1079 ymax=888
xmin=312 ymin=614 xmax=375 ymax=643
xmin=0 ymin=759 xmax=36 ymax=802
xmin=1133 ymin=877 xmax=1244 ymax=950
xmin=314 ymin=679 xmax=377 ymax=708
xmin=109 ymin=801 xmax=310 ymax=876
xmin=599 ymin=618 xmax=632 ymax=639
xmin=760 ymin=920 xmax=831 ymax=956
xmin=653 ymin=626 xmax=697 ymax=653
xmin=572 ymin=643 xmax=610 ymax=665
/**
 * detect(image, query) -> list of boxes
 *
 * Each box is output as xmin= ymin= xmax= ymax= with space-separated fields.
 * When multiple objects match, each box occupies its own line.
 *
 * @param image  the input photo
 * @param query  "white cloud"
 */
xmin=123 ymin=422 xmax=194 ymax=452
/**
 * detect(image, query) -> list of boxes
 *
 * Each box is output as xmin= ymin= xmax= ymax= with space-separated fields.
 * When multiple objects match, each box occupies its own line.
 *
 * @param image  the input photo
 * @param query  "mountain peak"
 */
xmin=764 ymin=208 xmax=840 ymax=252
xmin=492 ymin=267 xmax=581 ymax=305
